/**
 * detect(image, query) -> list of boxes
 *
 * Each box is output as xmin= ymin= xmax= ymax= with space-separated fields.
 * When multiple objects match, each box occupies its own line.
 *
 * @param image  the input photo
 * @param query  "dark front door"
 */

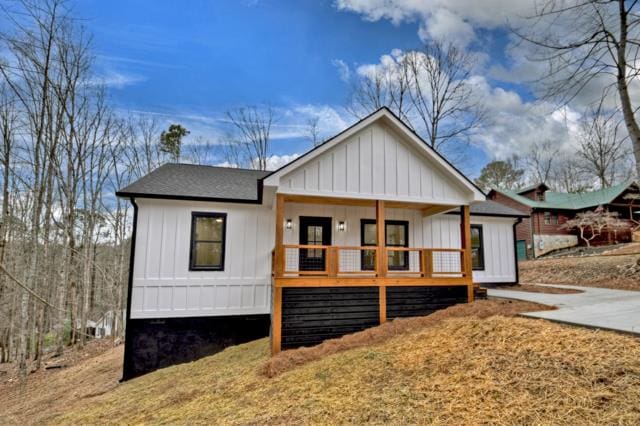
xmin=299 ymin=216 xmax=332 ymax=271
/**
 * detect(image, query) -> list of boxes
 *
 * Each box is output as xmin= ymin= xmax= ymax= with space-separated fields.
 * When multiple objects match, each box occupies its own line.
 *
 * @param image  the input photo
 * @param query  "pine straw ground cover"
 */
xmin=262 ymin=299 xmax=553 ymax=377
xmin=520 ymin=254 xmax=640 ymax=291
xmin=54 ymin=301 xmax=640 ymax=425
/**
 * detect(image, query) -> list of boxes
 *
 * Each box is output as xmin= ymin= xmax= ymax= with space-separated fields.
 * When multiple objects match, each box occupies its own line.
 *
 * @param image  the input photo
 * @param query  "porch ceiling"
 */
xmin=281 ymin=194 xmax=460 ymax=216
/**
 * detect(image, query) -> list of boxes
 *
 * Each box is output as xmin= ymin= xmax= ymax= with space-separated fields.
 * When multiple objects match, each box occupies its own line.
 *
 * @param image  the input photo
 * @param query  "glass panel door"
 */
xmin=360 ymin=220 xmax=409 ymax=271
xmin=386 ymin=221 xmax=408 ymax=270
xmin=299 ymin=217 xmax=332 ymax=271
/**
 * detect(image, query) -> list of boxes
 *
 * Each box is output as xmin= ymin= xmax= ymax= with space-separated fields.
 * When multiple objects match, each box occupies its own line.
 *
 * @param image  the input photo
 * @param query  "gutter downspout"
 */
xmin=513 ymin=217 xmax=522 ymax=284
xmin=531 ymin=208 xmax=537 ymax=259
xmin=121 ymin=197 xmax=138 ymax=382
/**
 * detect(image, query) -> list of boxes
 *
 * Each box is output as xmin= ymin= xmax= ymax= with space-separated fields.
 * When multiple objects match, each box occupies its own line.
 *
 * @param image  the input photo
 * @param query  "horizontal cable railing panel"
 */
xmin=280 ymin=245 xmax=466 ymax=279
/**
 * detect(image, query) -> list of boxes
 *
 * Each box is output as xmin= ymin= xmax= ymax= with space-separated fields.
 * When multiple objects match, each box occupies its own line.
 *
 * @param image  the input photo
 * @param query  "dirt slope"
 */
xmin=520 ymin=254 xmax=640 ymax=290
xmin=20 ymin=301 xmax=639 ymax=425
xmin=0 ymin=342 xmax=123 ymax=424
xmin=3 ymin=300 xmax=639 ymax=425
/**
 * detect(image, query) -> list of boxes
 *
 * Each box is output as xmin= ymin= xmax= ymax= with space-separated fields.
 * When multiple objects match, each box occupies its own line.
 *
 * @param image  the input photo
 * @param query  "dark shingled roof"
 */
xmin=117 ymin=164 xmax=528 ymax=217
xmin=468 ymin=200 xmax=528 ymax=217
xmin=116 ymin=163 xmax=270 ymax=203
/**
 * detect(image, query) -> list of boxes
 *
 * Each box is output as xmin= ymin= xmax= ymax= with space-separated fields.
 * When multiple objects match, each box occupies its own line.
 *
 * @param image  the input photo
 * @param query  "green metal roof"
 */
xmin=495 ymin=181 xmax=637 ymax=210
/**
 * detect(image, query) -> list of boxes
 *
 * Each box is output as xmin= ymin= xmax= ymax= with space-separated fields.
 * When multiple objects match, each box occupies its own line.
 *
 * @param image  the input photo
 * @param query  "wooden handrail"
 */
xmin=283 ymin=244 xmax=379 ymax=250
xmin=336 ymin=245 xmax=378 ymax=250
xmin=283 ymin=244 xmax=331 ymax=249
xmin=385 ymin=247 xmax=422 ymax=252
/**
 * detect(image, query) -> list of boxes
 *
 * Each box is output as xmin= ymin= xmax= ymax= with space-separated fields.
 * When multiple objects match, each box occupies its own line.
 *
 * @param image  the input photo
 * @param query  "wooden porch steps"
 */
xmin=474 ymin=287 xmax=488 ymax=300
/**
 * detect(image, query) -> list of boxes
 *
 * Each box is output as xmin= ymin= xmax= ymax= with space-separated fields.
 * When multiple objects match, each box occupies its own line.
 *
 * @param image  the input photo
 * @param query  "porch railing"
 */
xmin=280 ymin=244 xmax=466 ymax=278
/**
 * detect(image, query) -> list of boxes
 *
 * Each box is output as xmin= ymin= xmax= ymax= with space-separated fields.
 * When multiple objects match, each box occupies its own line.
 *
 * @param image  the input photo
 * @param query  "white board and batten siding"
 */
xmin=284 ymin=203 xmax=518 ymax=283
xmin=276 ymin=122 xmax=471 ymax=205
xmin=425 ymin=215 xmax=518 ymax=283
xmin=130 ymin=198 xmax=274 ymax=319
xmin=128 ymin=113 xmax=515 ymax=319
xmin=471 ymin=217 xmax=518 ymax=284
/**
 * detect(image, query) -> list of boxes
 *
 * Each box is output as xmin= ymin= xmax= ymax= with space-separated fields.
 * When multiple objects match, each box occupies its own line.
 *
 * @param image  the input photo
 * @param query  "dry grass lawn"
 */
xmin=11 ymin=300 xmax=632 ymax=425
xmin=520 ymin=254 xmax=640 ymax=291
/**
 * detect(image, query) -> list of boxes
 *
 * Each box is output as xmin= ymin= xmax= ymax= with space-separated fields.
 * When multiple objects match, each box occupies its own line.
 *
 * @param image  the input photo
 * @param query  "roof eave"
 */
xmin=115 ymin=191 xmax=263 ymax=205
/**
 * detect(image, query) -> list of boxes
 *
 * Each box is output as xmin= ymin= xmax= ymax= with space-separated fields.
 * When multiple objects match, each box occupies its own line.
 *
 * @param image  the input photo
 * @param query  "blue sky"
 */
xmin=75 ymin=0 xmax=574 ymax=177
xmin=82 ymin=1 xmax=420 ymax=105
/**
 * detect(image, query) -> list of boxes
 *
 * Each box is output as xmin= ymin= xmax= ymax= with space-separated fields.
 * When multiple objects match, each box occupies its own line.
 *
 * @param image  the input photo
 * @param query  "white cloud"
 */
xmin=263 ymin=154 xmax=301 ymax=170
xmin=335 ymin=0 xmax=534 ymax=46
xmin=272 ymin=104 xmax=350 ymax=141
xmin=88 ymin=70 xmax=146 ymax=89
xmin=331 ymin=59 xmax=352 ymax=82
xmin=468 ymin=75 xmax=583 ymax=159
xmin=418 ymin=8 xmax=475 ymax=47
xmin=350 ymin=50 xmax=584 ymax=161
xmin=216 ymin=153 xmax=301 ymax=171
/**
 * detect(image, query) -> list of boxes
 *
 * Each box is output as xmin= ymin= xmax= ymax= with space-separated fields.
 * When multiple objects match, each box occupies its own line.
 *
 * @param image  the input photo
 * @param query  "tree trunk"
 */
xmin=617 ymin=0 xmax=640 ymax=178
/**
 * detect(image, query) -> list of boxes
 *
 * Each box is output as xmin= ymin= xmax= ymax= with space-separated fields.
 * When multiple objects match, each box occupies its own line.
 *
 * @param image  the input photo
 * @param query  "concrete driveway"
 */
xmin=488 ymin=285 xmax=640 ymax=335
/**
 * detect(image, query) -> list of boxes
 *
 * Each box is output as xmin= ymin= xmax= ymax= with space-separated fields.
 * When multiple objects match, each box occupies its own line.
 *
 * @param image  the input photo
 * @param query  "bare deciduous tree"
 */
xmin=0 ymin=0 xmax=136 ymax=381
xmin=578 ymin=98 xmax=629 ymax=188
xmin=305 ymin=116 xmax=322 ymax=147
xmin=515 ymin=0 xmax=640 ymax=177
xmin=348 ymin=52 xmax=413 ymax=124
xmin=524 ymin=140 xmax=560 ymax=184
xmin=183 ymin=136 xmax=217 ymax=165
xmin=562 ymin=208 xmax=629 ymax=246
xmin=225 ymin=105 xmax=275 ymax=170
xmin=406 ymin=41 xmax=484 ymax=154
xmin=347 ymin=41 xmax=484 ymax=163
xmin=123 ymin=116 xmax=164 ymax=179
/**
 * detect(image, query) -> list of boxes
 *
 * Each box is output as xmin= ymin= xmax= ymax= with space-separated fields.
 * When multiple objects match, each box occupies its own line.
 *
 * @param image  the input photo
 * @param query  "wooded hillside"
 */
xmin=0 ymin=0 xmax=173 ymax=379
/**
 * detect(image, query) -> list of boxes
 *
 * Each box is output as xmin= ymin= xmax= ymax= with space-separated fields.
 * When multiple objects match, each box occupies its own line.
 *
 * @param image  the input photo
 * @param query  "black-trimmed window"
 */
xmin=471 ymin=225 xmax=484 ymax=271
xmin=190 ymin=212 xmax=226 ymax=271
xmin=361 ymin=219 xmax=409 ymax=270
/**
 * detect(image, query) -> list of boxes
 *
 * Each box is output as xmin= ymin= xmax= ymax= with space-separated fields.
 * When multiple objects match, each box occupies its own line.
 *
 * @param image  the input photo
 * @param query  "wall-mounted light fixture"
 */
xmin=285 ymin=219 xmax=293 ymax=230
xmin=337 ymin=221 xmax=346 ymax=232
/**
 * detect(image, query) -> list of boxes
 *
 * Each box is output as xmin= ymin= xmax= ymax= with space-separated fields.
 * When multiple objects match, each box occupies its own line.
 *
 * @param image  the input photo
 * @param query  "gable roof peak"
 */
xmin=262 ymin=107 xmax=485 ymax=201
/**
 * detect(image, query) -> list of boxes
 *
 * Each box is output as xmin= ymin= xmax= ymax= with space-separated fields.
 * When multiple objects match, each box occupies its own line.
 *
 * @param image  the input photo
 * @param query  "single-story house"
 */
xmin=117 ymin=108 xmax=527 ymax=379
xmin=489 ymin=182 xmax=640 ymax=259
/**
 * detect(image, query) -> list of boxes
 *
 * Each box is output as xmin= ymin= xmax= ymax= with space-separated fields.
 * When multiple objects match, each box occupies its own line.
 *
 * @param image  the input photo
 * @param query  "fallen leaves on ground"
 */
xmin=520 ymin=254 xmax=640 ymax=290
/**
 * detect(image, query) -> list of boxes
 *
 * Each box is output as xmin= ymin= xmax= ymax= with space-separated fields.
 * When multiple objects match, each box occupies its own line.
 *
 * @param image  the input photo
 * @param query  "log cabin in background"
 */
xmin=116 ymin=108 xmax=527 ymax=379
xmin=489 ymin=182 xmax=640 ymax=259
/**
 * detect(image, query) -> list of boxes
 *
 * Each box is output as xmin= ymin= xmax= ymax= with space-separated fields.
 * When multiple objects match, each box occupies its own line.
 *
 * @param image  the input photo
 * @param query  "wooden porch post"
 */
xmin=275 ymin=193 xmax=285 ymax=278
xmin=461 ymin=205 xmax=474 ymax=302
xmin=272 ymin=193 xmax=285 ymax=354
xmin=376 ymin=200 xmax=387 ymax=323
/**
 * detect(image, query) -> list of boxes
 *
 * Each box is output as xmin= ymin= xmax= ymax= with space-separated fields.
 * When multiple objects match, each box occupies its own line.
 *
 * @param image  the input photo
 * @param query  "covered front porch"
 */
xmin=271 ymin=193 xmax=475 ymax=353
